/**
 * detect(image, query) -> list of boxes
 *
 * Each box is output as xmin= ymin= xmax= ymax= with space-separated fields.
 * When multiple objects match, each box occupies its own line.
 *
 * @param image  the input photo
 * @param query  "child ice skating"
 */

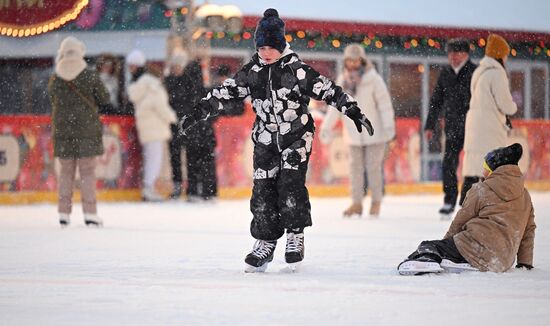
xmin=398 ymin=143 xmax=536 ymax=275
xmin=179 ymin=8 xmax=374 ymax=272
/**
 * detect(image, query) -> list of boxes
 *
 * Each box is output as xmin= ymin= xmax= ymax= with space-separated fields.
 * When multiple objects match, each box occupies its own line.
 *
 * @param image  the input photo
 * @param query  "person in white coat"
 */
xmin=321 ymin=44 xmax=395 ymax=218
xmin=126 ymin=49 xmax=177 ymax=201
xmin=461 ymin=34 xmax=517 ymax=205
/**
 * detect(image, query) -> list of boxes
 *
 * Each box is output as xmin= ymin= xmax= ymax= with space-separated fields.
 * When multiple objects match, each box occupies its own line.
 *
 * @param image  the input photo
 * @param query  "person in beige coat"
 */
xmin=320 ymin=44 xmax=395 ymax=218
xmin=398 ymin=143 xmax=535 ymax=275
xmin=126 ymin=50 xmax=177 ymax=201
xmin=460 ymin=34 xmax=517 ymax=205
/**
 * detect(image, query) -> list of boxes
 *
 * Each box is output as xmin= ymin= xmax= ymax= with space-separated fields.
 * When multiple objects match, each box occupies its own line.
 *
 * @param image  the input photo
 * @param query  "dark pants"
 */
xmin=169 ymin=136 xmax=185 ymax=184
xmin=169 ymin=136 xmax=217 ymax=199
xmin=459 ymin=176 xmax=480 ymax=206
xmin=408 ymin=238 xmax=467 ymax=264
xmin=250 ymin=138 xmax=313 ymax=241
xmin=442 ymin=133 xmax=463 ymax=207
xmin=441 ymin=136 xmax=464 ymax=207
xmin=186 ymin=143 xmax=217 ymax=199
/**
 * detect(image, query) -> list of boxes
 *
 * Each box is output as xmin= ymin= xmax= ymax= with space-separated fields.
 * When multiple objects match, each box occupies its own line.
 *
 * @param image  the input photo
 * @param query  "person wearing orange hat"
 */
xmin=460 ymin=34 xmax=518 ymax=208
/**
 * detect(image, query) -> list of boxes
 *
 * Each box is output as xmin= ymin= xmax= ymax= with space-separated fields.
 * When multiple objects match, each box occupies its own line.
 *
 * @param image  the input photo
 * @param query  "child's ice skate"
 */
xmin=59 ymin=214 xmax=70 ymax=228
xmin=282 ymin=230 xmax=304 ymax=272
xmin=439 ymin=204 xmax=455 ymax=221
xmin=397 ymin=256 xmax=444 ymax=276
xmin=440 ymin=259 xmax=478 ymax=273
xmin=244 ymin=240 xmax=277 ymax=273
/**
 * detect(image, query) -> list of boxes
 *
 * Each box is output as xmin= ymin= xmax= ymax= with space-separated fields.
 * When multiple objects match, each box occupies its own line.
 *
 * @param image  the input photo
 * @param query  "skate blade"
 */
xmin=280 ymin=262 xmax=301 ymax=273
xmin=440 ymin=259 xmax=478 ymax=273
xmin=440 ymin=213 xmax=453 ymax=221
xmin=244 ymin=262 xmax=269 ymax=273
xmin=398 ymin=261 xmax=443 ymax=276
xmin=85 ymin=221 xmax=103 ymax=228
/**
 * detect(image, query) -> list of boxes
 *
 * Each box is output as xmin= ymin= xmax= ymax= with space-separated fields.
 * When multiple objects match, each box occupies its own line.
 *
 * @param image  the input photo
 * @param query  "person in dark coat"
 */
xmin=48 ymin=36 xmax=110 ymax=227
xmin=178 ymin=9 xmax=373 ymax=272
xmin=424 ymin=38 xmax=477 ymax=218
xmin=165 ymin=52 xmax=217 ymax=201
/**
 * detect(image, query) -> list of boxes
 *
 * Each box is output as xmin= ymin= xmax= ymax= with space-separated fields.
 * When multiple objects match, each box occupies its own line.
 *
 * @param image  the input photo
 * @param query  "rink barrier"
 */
xmin=1 ymin=181 xmax=549 ymax=205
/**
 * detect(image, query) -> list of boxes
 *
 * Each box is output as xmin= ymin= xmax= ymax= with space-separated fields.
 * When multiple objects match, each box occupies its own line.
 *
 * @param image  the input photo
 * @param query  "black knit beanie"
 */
xmin=484 ymin=143 xmax=523 ymax=172
xmin=255 ymin=8 xmax=286 ymax=53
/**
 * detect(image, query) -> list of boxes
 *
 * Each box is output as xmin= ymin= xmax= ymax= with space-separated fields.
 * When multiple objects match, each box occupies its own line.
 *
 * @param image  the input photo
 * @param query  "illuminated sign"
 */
xmin=0 ymin=0 xmax=89 ymax=37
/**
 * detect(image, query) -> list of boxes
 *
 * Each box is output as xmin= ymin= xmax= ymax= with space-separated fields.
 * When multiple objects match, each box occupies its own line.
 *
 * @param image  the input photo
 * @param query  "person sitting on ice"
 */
xmin=397 ymin=143 xmax=536 ymax=275
xmin=178 ymin=8 xmax=374 ymax=273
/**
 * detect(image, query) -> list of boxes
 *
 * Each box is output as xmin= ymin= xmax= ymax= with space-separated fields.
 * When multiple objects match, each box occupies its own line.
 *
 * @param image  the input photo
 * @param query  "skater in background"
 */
xmin=320 ymin=43 xmax=395 ymax=218
xmin=461 ymin=34 xmax=517 ymax=205
xmin=397 ymin=143 xmax=535 ymax=275
xmin=48 ymin=36 xmax=110 ymax=227
xmin=424 ymin=39 xmax=477 ymax=219
xmin=165 ymin=51 xmax=217 ymax=201
xmin=96 ymin=53 xmax=121 ymax=114
xmin=126 ymin=49 xmax=177 ymax=201
xmin=179 ymin=8 xmax=374 ymax=272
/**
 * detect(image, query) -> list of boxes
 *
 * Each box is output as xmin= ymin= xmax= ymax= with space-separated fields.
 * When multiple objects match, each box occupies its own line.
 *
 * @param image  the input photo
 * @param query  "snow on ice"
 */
xmin=1 ymin=194 xmax=549 ymax=325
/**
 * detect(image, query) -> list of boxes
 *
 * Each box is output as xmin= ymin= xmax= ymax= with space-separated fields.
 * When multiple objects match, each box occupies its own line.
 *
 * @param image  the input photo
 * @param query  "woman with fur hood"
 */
xmin=126 ymin=50 xmax=177 ymax=201
xmin=460 ymin=34 xmax=517 ymax=204
xmin=320 ymin=44 xmax=395 ymax=218
xmin=48 ymin=36 xmax=110 ymax=227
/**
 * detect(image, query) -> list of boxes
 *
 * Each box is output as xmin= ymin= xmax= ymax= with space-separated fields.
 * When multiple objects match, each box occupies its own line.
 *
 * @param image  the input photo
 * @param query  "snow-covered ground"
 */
xmin=1 ymin=193 xmax=549 ymax=326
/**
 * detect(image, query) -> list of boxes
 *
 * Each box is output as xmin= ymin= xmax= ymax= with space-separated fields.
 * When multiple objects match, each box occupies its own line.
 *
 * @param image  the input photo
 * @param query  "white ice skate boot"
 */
xmin=397 ymin=256 xmax=444 ymax=276
xmin=244 ymin=240 xmax=277 ymax=273
xmin=59 ymin=213 xmax=70 ymax=227
xmin=440 ymin=259 xmax=478 ymax=273
xmin=84 ymin=214 xmax=103 ymax=228
xmin=142 ymin=187 xmax=164 ymax=202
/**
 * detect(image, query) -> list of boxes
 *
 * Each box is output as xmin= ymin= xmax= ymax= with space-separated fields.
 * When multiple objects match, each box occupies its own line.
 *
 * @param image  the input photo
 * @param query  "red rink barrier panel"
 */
xmin=1 ymin=113 xmax=549 ymax=193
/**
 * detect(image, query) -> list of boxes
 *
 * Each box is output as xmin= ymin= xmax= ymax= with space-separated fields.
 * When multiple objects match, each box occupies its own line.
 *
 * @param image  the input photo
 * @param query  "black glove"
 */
xmin=515 ymin=263 xmax=533 ymax=270
xmin=178 ymin=101 xmax=211 ymax=136
xmin=178 ymin=110 xmax=203 ymax=137
xmin=345 ymin=105 xmax=374 ymax=136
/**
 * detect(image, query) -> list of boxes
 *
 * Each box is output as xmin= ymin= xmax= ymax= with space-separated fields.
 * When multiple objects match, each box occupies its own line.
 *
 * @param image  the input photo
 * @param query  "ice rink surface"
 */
xmin=1 ymin=193 xmax=549 ymax=325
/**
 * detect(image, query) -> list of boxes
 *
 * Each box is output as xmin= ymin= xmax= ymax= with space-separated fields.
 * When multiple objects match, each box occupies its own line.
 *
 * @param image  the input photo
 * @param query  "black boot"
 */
xmin=169 ymin=183 xmax=182 ymax=199
xmin=244 ymin=240 xmax=277 ymax=272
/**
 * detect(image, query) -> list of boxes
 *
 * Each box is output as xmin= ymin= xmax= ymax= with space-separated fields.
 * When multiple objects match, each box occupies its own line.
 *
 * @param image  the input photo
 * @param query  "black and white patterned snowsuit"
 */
xmin=197 ymin=48 xmax=358 ymax=240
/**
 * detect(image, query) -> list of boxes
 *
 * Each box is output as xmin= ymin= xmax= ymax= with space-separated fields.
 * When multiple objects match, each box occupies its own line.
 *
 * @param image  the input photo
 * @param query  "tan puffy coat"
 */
xmin=462 ymin=56 xmax=517 ymax=177
xmin=321 ymin=68 xmax=395 ymax=146
xmin=128 ymin=73 xmax=177 ymax=144
xmin=444 ymin=165 xmax=535 ymax=272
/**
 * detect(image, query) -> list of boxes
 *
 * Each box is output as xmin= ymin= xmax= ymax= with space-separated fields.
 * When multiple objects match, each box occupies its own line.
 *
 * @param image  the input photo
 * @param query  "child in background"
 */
xmin=179 ymin=8 xmax=374 ymax=272
xmin=398 ymin=143 xmax=536 ymax=275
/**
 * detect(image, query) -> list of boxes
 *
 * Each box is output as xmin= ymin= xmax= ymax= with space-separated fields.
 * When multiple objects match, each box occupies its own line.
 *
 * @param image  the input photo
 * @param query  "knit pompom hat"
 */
xmin=343 ymin=44 xmax=368 ymax=63
xmin=254 ymin=8 xmax=286 ymax=53
xmin=485 ymin=34 xmax=510 ymax=60
xmin=484 ymin=143 xmax=523 ymax=173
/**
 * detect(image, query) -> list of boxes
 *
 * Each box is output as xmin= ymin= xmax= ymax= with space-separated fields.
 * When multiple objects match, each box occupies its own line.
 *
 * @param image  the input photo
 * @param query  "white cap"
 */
xmin=126 ymin=49 xmax=146 ymax=67
xmin=56 ymin=36 xmax=86 ymax=62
